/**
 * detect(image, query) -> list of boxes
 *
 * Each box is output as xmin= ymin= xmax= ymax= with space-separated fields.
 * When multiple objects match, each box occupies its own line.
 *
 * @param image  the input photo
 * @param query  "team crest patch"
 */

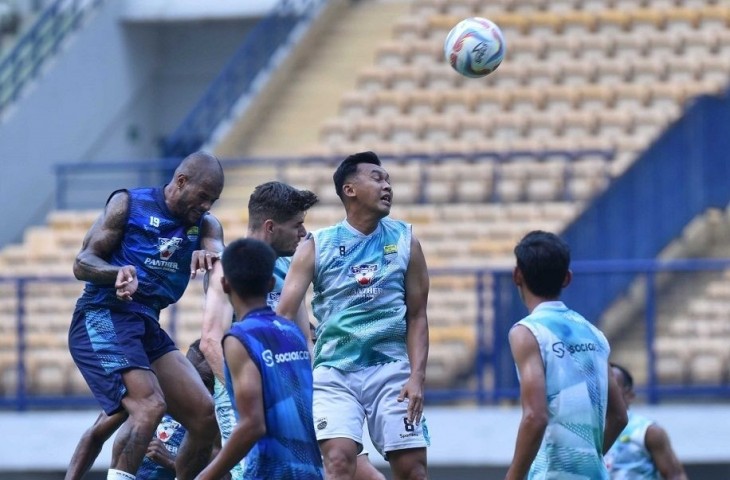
xmin=156 ymin=417 xmax=180 ymax=443
xmin=351 ymin=264 xmax=378 ymax=286
xmin=384 ymin=244 xmax=397 ymax=255
xmin=186 ymin=226 xmax=199 ymax=239
xmin=158 ymin=237 xmax=182 ymax=260
xmin=316 ymin=418 xmax=328 ymax=430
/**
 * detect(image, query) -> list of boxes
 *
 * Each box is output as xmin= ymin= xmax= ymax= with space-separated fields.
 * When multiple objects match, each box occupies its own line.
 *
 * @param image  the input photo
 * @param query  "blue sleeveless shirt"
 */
xmin=136 ymin=414 xmax=186 ymax=480
xmin=224 ymin=307 xmax=324 ymax=480
xmin=78 ymin=187 xmax=204 ymax=317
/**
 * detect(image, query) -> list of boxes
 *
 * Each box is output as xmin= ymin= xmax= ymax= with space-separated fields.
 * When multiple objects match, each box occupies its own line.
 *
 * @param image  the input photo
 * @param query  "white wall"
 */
xmin=120 ymin=0 xmax=277 ymax=22
xmin=0 ymin=404 xmax=728 ymax=471
xmin=0 ymin=1 xmax=255 ymax=247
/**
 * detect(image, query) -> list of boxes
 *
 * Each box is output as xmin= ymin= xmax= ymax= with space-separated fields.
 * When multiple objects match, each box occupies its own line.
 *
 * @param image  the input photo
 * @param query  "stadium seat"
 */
xmin=357 ymin=66 xmax=392 ymax=91
xmin=416 ymin=116 xmax=449 ymax=144
xmin=665 ymin=7 xmax=701 ymax=33
xmin=561 ymin=9 xmax=599 ymax=35
xmin=628 ymin=9 xmax=666 ymax=34
xmin=507 ymin=35 xmax=546 ymax=62
xmin=655 ymin=337 xmax=689 ymax=384
xmin=597 ymin=9 xmax=632 ymax=34
xmin=394 ymin=65 xmax=429 ymax=91
xmin=699 ymin=5 xmax=730 ymax=30
xmin=440 ymin=89 xmax=477 ymax=114
xmin=339 ymin=90 xmax=373 ymax=118
xmin=473 ymin=89 xmax=511 ymax=113
xmin=393 ymin=16 xmax=428 ymax=41
xmin=689 ymin=345 xmax=725 ymax=384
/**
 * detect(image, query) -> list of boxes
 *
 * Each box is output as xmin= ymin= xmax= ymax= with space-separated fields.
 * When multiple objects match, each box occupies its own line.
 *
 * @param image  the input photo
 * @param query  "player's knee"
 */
xmin=185 ymin=404 xmax=218 ymax=440
xmin=323 ymin=448 xmax=357 ymax=476
xmin=389 ymin=450 xmax=427 ymax=480
xmin=126 ymin=393 xmax=166 ymax=425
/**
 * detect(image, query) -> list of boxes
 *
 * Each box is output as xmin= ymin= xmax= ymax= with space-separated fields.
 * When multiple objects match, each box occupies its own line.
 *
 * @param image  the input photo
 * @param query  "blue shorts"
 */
xmin=68 ymin=306 xmax=177 ymax=415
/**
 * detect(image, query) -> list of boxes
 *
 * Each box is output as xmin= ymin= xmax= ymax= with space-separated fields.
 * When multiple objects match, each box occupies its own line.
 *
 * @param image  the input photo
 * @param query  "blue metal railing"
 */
xmin=3 ymin=259 xmax=730 ymax=411
xmin=558 ymin=91 xmax=730 ymax=326
xmin=492 ymin=258 xmax=730 ymax=403
xmin=54 ymin=149 xmax=615 ymax=209
xmin=0 ymin=0 xmax=102 ymax=115
xmin=162 ymin=0 xmax=329 ymax=158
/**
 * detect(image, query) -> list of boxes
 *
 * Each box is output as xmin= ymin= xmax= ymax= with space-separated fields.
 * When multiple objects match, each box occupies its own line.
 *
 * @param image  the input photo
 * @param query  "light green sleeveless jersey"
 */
xmin=311 ymin=218 xmax=411 ymax=371
xmin=605 ymin=411 xmax=659 ymax=479
xmin=267 ymin=256 xmax=291 ymax=310
xmin=515 ymin=301 xmax=611 ymax=479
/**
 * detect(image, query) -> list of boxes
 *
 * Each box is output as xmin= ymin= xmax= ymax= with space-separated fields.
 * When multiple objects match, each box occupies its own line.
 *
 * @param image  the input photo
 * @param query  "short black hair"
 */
xmin=221 ymin=238 xmax=276 ymax=299
xmin=186 ymin=339 xmax=214 ymax=394
xmin=514 ymin=230 xmax=570 ymax=298
xmin=248 ymin=181 xmax=318 ymax=230
xmin=333 ymin=151 xmax=381 ymax=200
xmin=611 ymin=363 xmax=634 ymax=391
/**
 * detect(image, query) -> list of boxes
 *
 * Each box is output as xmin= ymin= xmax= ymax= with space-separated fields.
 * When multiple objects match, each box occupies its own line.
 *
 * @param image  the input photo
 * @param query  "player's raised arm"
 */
xmin=190 ymin=213 xmax=225 ymax=278
xmin=195 ymin=336 xmax=266 ymax=480
xmin=277 ymin=236 xmax=315 ymax=345
xmin=200 ymin=261 xmax=234 ymax=382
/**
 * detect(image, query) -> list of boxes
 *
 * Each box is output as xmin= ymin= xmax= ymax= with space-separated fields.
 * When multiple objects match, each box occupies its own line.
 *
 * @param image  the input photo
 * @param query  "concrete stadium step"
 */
xmin=214 ymin=0 xmax=410 ymax=158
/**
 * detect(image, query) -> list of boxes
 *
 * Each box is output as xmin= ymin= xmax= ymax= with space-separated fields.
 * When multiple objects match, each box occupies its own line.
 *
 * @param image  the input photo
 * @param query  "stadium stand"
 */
xmin=0 ymin=0 xmax=729 ymax=402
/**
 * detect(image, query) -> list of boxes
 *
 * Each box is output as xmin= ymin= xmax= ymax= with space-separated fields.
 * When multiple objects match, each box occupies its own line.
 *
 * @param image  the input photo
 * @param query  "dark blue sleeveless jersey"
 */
xmin=224 ymin=307 xmax=324 ymax=480
xmin=136 ymin=414 xmax=185 ymax=480
xmin=78 ymin=187 xmax=204 ymax=316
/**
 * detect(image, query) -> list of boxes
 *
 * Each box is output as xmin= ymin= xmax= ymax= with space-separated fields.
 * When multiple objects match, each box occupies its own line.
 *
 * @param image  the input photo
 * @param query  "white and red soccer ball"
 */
xmin=444 ymin=17 xmax=506 ymax=78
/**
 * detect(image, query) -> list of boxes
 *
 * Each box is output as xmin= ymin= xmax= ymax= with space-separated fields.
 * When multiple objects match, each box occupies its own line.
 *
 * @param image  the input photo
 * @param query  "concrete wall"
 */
xmin=1 ymin=404 xmax=729 ymax=477
xmin=0 ymin=1 xmax=255 ymax=247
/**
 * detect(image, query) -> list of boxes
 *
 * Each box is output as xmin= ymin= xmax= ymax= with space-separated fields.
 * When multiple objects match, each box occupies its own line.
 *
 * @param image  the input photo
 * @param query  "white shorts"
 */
xmin=312 ymin=361 xmax=430 ymax=458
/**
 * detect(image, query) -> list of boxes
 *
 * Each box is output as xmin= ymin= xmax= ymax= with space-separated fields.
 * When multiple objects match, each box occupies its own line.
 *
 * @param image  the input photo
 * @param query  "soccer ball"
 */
xmin=444 ymin=17 xmax=506 ymax=78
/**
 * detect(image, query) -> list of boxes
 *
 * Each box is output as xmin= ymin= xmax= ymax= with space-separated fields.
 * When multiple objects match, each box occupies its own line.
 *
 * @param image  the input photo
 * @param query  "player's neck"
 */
xmin=346 ymin=211 xmax=384 ymax=235
xmin=231 ymin=297 xmax=269 ymax=321
xmin=523 ymin=292 xmax=561 ymax=314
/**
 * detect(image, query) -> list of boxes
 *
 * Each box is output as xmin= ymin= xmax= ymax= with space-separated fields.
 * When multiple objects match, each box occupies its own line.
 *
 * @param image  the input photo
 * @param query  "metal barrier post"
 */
xmin=475 ymin=271 xmax=487 ymax=405
xmin=645 ymin=271 xmax=658 ymax=404
xmin=15 ymin=278 xmax=27 ymax=411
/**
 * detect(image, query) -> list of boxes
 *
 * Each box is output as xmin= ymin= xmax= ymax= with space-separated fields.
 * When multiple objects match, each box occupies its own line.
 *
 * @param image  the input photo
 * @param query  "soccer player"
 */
xmin=199 ymin=181 xmax=318 ymax=479
xmin=309 ymin=322 xmax=387 ymax=480
xmin=195 ymin=238 xmax=324 ymax=479
xmin=505 ymin=230 xmax=628 ymax=480
xmin=605 ymin=364 xmax=687 ymax=480
xmin=68 ymin=152 xmax=224 ymax=480
xmin=65 ymin=340 xmax=228 ymax=480
xmin=277 ymin=151 xmax=430 ymax=480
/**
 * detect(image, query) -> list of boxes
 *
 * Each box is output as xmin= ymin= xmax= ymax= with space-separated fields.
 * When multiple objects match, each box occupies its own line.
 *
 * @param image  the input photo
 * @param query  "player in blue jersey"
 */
xmin=506 ymin=230 xmax=628 ymax=480
xmin=66 ymin=340 xmax=229 ymax=480
xmin=605 ymin=364 xmax=687 ymax=480
xmin=68 ymin=152 xmax=224 ymax=480
xmin=277 ymin=151 xmax=430 ymax=480
xmin=195 ymin=238 xmax=324 ymax=480
xmin=199 ymin=181 xmax=318 ymax=479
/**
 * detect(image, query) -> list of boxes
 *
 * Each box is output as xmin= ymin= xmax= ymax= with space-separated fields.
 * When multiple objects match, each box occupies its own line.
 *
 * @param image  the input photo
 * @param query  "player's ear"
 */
xmin=221 ymin=276 xmax=231 ymax=295
xmin=512 ymin=266 xmax=522 ymax=286
xmin=175 ymin=173 xmax=187 ymax=190
xmin=342 ymin=181 xmax=356 ymax=198
xmin=562 ymin=270 xmax=572 ymax=288
xmin=264 ymin=219 xmax=275 ymax=234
